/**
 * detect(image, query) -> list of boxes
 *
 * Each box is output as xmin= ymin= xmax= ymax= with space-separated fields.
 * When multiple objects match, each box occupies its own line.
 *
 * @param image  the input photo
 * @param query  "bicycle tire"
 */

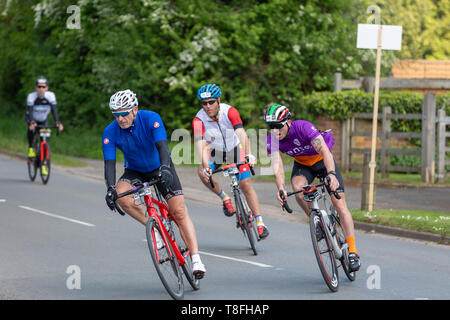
xmin=309 ymin=211 xmax=339 ymax=292
xmin=234 ymin=191 xmax=257 ymax=256
xmin=27 ymin=156 xmax=38 ymax=181
xmin=177 ymin=237 xmax=200 ymax=291
xmin=40 ymin=142 xmax=51 ymax=185
xmin=145 ymin=218 xmax=184 ymax=300
xmin=333 ymin=214 xmax=356 ymax=282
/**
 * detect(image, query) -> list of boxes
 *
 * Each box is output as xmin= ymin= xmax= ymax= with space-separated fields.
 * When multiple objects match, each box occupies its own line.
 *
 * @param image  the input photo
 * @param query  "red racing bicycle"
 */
xmin=114 ymin=178 xmax=200 ymax=300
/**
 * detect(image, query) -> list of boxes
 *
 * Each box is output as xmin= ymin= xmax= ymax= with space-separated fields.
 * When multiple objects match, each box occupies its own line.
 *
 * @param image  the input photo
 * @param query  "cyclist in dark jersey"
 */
xmin=26 ymin=77 xmax=64 ymax=162
xmin=102 ymin=89 xmax=205 ymax=278
xmin=264 ymin=104 xmax=360 ymax=272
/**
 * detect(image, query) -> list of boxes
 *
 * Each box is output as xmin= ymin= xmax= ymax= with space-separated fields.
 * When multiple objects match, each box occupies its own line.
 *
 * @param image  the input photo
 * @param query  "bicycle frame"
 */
xmin=307 ymin=185 xmax=347 ymax=260
xmin=134 ymin=184 xmax=187 ymax=267
xmin=212 ymin=162 xmax=255 ymax=225
xmin=38 ymin=129 xmax=51 ymax=162
xmin=283 ymin=181 xmax=346 ymax=260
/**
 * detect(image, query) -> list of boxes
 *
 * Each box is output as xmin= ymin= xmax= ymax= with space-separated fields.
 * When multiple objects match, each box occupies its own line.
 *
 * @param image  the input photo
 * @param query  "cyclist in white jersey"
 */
xmin=26 ymin=77 xmax=64 ymax=160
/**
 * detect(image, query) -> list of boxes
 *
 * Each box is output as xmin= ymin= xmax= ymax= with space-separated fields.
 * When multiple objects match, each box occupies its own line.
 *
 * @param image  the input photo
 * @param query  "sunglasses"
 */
xmin=201 ymin=100 xmax=217 ymax=106
xmin=268 ymin=123 xmax=285 ymax=130
xmin=112 ymin=109 xmax=132 ymax=118
xmin=37 ymin=86 xmax=47 ymax=89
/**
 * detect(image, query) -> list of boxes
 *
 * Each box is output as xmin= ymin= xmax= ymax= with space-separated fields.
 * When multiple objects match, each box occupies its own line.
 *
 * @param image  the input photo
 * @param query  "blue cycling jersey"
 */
xmin=102 ymin=110 xmax=167 ymax=173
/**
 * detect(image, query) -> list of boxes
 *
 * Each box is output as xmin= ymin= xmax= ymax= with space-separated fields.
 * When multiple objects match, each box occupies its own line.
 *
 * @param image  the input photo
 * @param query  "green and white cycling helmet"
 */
xmin=264 ymin=104 xmax=291 ymax=127
xmin=109 ymin=89 xmax=138 ymax=111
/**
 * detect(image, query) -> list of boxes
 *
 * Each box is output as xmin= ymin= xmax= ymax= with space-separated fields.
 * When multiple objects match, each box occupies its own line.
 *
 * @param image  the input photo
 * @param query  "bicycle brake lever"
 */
xmin=279 ymin=190 xmax=293 ymax=214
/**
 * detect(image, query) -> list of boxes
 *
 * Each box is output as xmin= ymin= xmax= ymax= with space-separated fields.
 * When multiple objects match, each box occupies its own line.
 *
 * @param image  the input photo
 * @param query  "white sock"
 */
xmin=191 ymin=253 xmax=202 ymax=264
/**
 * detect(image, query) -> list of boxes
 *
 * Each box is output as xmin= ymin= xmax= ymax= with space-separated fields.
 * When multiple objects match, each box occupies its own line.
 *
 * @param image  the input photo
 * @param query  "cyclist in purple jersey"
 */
xmin=265 ymin=104 xmax=360 ymax=272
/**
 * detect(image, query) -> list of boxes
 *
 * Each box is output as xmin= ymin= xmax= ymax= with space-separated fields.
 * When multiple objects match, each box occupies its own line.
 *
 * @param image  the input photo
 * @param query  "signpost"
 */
xmin=357 ymin=13 xmax=402 ymax=212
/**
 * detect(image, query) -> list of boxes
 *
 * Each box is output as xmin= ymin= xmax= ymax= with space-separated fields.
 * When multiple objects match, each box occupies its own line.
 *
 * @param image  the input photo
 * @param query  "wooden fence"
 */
xmin=437 ymin=109 xmax=450 ymax=183
xmin=340 ymin=93 xmax=449 ymax=183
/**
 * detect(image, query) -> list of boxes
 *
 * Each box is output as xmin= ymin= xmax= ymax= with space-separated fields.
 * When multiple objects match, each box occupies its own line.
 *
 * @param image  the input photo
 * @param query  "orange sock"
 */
xmin=346 ymin=236 xmax=358 ymax=254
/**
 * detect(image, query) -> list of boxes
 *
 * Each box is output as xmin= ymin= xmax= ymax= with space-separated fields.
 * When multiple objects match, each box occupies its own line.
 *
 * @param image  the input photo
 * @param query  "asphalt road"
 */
xmin=1 ymin=154 xmax=449 ymax=300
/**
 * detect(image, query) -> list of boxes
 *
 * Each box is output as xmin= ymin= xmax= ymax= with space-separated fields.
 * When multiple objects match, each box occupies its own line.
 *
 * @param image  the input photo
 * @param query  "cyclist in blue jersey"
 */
xmin=102 ymin=90 xmax=206 ymax=279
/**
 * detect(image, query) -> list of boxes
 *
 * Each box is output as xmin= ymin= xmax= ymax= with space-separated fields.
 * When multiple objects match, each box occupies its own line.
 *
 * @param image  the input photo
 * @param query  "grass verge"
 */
xmin=351 ymin=209 xmax=449 ymax=237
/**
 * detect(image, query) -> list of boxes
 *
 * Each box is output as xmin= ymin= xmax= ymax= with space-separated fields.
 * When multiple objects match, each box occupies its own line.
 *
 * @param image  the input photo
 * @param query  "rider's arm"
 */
xmin=149 ymin=112 xmax=170 ymax=167
xmin=50 ymin=104 xmax=61 ymax=124
xmin=311 ymin=135 xmax=339 ymax=191
xmin=311 ymin=135 xmax=335 ymax=173
xmin=271 ymin=151 xmax=285 ymax=191
xmin=155 ymin=140 xmax=170 ymax=167
xmin=104 ymin=159 xmax=116 ymax=188
xmin=193 ymin=117 xmax=210 ymax=169
xmin=102 ymin=128 xmax=117 ymax=189
xmin=234 ymin=127 xmax=251 ymax=156
xmin=229 ymin=107 xmax=254 ymax=161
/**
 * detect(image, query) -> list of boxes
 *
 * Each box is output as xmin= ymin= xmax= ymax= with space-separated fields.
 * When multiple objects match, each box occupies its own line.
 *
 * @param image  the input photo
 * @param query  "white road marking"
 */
xmin=18 ymin=205 xmax=95 ymax=227
xmin=0 ymin=199 xmax=6 ymax=202
xmin=199 ymin=251 xmax=274 ymax=268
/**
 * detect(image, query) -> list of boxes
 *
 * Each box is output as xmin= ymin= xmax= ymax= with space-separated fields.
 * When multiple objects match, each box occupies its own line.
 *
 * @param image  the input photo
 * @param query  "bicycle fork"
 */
xmin=311 ymin=193 xmax=347 ymax=260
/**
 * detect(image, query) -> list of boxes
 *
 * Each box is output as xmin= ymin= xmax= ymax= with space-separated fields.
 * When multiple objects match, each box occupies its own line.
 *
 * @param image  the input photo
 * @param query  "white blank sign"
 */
xmin=357 ymin=24 xmax=402 ymax=50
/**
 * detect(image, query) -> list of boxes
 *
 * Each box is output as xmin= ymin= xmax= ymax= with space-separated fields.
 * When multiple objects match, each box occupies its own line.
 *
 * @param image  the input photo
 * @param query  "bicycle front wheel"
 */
xmin=40 ymin=142 xmax=51 ymax=184
xmin=309 ymin=211 xmax=339 ymax=292
xmin=235 ymin=192 xmax=257 ymax=256
xmin=27 ymin=156 xmax=38 ymax=181
xmin=146 ymin=218 xmax=184 ymax=300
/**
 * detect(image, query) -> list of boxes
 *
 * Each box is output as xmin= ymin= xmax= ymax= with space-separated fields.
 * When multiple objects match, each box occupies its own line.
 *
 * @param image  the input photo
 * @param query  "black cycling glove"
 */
xmin=105 ymin=186 xmax=117 ymax=211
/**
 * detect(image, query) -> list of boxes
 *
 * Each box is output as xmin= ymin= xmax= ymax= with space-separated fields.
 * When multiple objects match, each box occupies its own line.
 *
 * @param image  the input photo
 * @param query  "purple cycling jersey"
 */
xmin=266 ymin=120 xmax=334 ymax=166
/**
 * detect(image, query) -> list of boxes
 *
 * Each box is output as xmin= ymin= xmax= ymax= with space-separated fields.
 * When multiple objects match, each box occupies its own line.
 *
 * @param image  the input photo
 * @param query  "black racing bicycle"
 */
xmin=209 ymin=162 xmax=260 ymax=255
xmin=280 ymin=177 xmax=355 ymax=292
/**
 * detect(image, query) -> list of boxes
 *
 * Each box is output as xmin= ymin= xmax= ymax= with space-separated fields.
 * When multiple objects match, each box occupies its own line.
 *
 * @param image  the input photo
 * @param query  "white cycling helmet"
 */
xmin=109 ymin=89 xmax=138 ymax=111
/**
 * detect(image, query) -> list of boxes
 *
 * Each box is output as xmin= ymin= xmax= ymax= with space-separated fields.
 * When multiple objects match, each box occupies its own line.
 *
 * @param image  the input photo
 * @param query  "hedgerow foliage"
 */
xmin=0 ymin=0 xmax=364 ymax=132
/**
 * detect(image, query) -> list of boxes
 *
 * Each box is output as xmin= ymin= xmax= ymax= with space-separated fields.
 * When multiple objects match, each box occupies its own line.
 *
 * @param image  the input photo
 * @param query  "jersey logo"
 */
xmin=294 ymin=139 xmax=301 ymax=146
xmin=153 ymin=122 xmax=160 ymax=128
xmin=103 ymin=138 xmax=109 ymax=144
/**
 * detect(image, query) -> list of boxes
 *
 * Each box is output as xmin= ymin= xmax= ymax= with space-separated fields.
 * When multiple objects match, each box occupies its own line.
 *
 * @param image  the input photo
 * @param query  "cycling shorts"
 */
xmin=208 ymin=144 xmax=251 ymax=181
xmin=291 ymin=159 xmax=345 ymax=193
xmin=118 ymin=160 xmax=183 ymax=201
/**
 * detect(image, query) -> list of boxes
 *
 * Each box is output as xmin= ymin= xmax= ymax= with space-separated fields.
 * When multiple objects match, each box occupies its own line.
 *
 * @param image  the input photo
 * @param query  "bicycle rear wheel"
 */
xmin=173 ymin=225 xmax=200 ymax=291
xmin=334 ymin=214 xmax=356 ymax=281
xmin=146 ymin=218 xmax=184 ymax=300
xmin=309 ymin=211 xmax=339 ymax=292
xmin=40 ymin=142 xmax=51 ymax=184
xmin=235 ymin=192 xmax=257 ymax=255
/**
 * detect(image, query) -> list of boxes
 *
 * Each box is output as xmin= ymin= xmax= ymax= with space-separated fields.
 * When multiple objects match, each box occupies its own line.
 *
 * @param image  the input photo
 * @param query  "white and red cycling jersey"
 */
xmin=192 ymin=103 xmax=244 ymax=153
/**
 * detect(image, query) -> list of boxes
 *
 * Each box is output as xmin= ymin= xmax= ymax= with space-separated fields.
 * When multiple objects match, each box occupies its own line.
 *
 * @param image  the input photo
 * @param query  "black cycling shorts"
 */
xmin=291 ymin=159 xmax=345 ymax=193
xmin=118 ymin=160 xmax=183 ymax=201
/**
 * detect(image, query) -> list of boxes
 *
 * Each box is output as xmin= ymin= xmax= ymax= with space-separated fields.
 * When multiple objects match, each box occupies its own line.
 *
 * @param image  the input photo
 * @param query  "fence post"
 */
xmin=381 ymin=107 xmax=391 ymax=179
xmin=421 ymin=93 xmax=436 ymax=183
xmin=437 ymin=109 xmax=446 ymax=184
xmin=361 ymin=151 xmax=375 ymax=210
xmin=334 ymin=72 xmax=342 ymax=92
xmin=341 ymin=118 xmax=351 ymax=172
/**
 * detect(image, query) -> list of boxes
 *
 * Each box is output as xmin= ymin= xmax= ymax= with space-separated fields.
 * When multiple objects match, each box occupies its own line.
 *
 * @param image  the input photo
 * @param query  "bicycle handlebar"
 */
xmin=208 ymin=162 xmax=255 ymax=189
xmin=114 ymin=177 xmax=163 ymax=216
xmin=279 ymin=176 xmax=341 ymax=213
xmin=34 ymin=125 xmax=60 ymax=136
